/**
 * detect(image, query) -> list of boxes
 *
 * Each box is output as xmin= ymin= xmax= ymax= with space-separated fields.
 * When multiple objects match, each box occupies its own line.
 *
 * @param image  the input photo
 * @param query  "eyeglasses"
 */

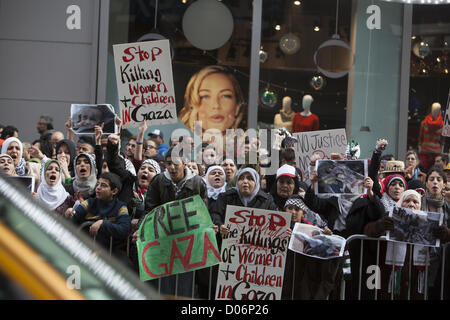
xmin=143 ymin=145 xmax=157 ymax=151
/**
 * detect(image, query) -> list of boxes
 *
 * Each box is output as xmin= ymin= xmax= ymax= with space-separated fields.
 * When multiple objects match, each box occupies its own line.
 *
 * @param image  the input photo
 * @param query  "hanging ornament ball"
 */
xmin=261 ymin=90 xmax=277 ymax=108
xmin=279 ymin=33 xmax=301 ymax=55
xmin=310 ymin=75 xmax=326 ymax=91
xmin=259 ymin=49 xmax=268 ymax=63
xmin=182 ymin=0 xmax=234 ymax=50
xmin=412 ymin=41 xmax=430 ymax=59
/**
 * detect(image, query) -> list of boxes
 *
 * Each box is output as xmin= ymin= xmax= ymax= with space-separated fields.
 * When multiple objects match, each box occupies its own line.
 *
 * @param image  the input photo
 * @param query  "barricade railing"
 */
xmin=341 ymin=234 xmax=449 ymax=300
xmin=74 ymin=224 xmax=449 ymax=300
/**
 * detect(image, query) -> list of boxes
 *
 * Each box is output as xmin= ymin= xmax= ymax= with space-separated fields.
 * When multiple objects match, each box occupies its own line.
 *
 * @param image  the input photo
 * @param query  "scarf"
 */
xmin=37 ymin=160 xmax=70 ymax=211
xmin=1 ymin=137 xmax=26 ymax=176
xmin=234 ymin=167 xmax=260 ymax=206
xmin=205 ymin=165 xmax=227 ymax=200
xmin=163 ymin=167 xmax=195 ymax=198
xmin=72 ymin=153 xmax=97 ymax=198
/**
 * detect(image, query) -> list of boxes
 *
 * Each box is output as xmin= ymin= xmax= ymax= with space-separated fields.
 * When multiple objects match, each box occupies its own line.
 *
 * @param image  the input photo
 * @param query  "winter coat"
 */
xmin=210 ymin=188 xmax=279 ymax=226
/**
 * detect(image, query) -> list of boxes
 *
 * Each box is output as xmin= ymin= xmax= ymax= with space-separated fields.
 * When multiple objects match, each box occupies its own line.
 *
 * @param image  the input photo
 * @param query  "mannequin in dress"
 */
xmin=418 ymin=102 xmax=444 ymax=171
xmin=292 ymin=94 xmax=319 ymax=133
xmin=274 ymin=96 xmax=295 ymax=132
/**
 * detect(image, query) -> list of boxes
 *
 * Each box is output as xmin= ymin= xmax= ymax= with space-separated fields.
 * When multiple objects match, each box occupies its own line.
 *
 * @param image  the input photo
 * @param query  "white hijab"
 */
xmin=37 ymin=160 xmax=70 ymax=210
xmin=205 ymin=165 xmax=227 ymax=200
xmin=1 ymin=137 xmax=26 ymax=176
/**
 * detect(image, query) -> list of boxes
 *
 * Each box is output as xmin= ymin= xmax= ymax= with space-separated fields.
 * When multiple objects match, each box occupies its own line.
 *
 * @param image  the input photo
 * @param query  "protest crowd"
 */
xmin=0 ymin=114 xmax=449 ymax=301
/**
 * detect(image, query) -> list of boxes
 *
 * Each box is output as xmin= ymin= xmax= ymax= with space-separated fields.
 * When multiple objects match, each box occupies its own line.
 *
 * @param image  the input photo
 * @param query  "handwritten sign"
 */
xmin=136 ymin=195 xmax=221 ymax=281
xmin=215 ymin=205 xmax=291 ymax=300
xmin=113 ymin=40 xmax=177 ymax=128
xmin=293 ymin=128 xmax=347 ymax=174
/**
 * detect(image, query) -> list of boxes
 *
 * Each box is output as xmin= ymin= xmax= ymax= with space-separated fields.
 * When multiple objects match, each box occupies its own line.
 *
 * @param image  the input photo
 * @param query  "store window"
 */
xmin=407 ymin=4 xmax=450 ymax=171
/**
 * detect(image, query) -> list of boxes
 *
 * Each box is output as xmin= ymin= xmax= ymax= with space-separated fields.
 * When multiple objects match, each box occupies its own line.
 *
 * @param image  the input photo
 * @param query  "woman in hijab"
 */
xmin=55 ymin=139 xmax=76 ymax=182
xmin=364 ymin=189 xmax=428 ymax=299
xmin=205 ymin=165 xmax=227 ymax=211
xmin=210 ymin=167 xmax=278 ymax=238
xmin=1 ymin=137 xmax=41 ymax=190
xmin=37 ymin=159 xmax=74 ymax=215
xmin=65 ymin=153 xmax=97 ymax=200
xmin=270 ymin=164 xmax=300 ymax=211
xmin=0 ymin=154 xmax=16 ymax=176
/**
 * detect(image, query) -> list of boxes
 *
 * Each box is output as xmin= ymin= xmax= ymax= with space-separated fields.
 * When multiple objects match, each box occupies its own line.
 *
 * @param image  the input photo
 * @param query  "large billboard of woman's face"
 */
xmin=178 ymin=65 xmax=247 ymax=137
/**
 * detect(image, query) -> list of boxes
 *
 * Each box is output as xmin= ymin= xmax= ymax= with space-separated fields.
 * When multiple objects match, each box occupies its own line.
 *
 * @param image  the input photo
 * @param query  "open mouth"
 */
xmin=80 ymin=168 xmax=87 ymax=174
xmin=49 ymin=174 xmax=57 ymax=182
xmin=210 ymin=115 xmax=224 ymax=122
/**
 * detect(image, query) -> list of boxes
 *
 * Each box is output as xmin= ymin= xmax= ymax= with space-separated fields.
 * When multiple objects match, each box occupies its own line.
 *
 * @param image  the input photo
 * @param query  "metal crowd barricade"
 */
xmin=341 ymin=234 xmax=449 ymax=300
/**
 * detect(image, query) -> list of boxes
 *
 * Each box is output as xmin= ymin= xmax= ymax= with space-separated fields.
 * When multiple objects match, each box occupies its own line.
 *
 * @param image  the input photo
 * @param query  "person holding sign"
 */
xmin=178 ymin=65 xmax=245 ymax=138
xmin=211 ymin=167 xmax=278 ymax=238
xmin=135 ymin=147 xmax=207 ymax=297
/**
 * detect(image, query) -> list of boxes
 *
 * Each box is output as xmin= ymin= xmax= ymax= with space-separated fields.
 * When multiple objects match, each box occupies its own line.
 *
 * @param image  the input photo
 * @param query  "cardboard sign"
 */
xmin=215 ymin=205 xmax=291 ymax=300
xmin=113 ymin=39 xmax=177 ymax=128
xmin=7 ymin=176 xmax=35 ymax=193
xmin=293 ymin=128 xmax=347 ymax=174
xmin=70 ymin=104 xmax=117 ymax=135
xmin=136 ymin=195 xmax=220 ymax=281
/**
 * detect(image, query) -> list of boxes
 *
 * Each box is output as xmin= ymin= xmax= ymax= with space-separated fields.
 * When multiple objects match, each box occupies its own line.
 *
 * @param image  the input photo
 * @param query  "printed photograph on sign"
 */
xmin=387 ymin=207 xmax=443 ymax=248
xmin=7 ymin=176 xmax=35 ymax=193
xmin=315 ymin=159 xmax=367 ymax=195
xmin=70 ymin=104 xmax=117 ymax=135
xmin=288 ymin=223 xmax=346 ymax=259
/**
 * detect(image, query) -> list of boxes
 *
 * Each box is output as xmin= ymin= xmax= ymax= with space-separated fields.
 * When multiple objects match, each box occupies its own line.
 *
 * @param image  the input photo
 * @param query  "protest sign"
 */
xmin=293 ymin=128 xmax=347 ymax=174
xmin=113 ymin=39 xmax=177 ymax=128
xmin=288 ymin=223 xmax=346 ymax=259
xmin=70 ymin=104 xmax=117 ymax=135
xmin=215 ymin=205 xmax=291 ymax=300
xmin=136 ymin=195 xmax=221 ymax=281
xmin=387 ymin=207 xmax=443 ymax=248
xmin=315 ymin=159 xmax=367 ymax=195
xmin=442 ymin=89 xmax=450 ymax=137
xmin=7 ymin=176 xmax=35 ymax=193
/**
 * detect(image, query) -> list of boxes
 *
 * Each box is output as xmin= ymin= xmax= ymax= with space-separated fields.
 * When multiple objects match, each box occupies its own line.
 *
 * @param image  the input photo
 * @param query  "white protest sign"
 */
xmin=442 ymin=89 xmax=450 ymax=137
xmin=113 ymin=40 xmax=177 ymax=129
xmin=215 ymin=206 xmax=291 ymax=300
xmin=293 ymin=128 xmax=348 ymax=173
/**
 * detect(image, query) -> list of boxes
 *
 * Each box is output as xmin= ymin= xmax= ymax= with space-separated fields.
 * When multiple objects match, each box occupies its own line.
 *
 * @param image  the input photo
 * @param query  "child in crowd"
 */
xmin=65 ymin=172 xmax=131 ymax=262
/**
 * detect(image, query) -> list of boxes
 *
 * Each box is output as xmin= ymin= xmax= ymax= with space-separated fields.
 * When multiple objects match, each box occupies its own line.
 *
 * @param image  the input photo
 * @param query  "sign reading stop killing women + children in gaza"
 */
xmin=113 ymin=39 xmax=177 ymax=129
xmin=215 ymin=206 xmax=291 ymax=300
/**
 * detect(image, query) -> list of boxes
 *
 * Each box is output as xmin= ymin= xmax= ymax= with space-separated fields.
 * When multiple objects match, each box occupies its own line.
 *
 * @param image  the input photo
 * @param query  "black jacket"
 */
xmin=144 ymin=170 xmax=207 ymax=213
xmin=210 ymin=188 xmax=279 ymax=226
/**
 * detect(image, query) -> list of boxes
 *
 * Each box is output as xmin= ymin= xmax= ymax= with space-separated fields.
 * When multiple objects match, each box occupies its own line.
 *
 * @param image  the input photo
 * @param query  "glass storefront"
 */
xmin=105 ymin=0 xmax=450 ymax=160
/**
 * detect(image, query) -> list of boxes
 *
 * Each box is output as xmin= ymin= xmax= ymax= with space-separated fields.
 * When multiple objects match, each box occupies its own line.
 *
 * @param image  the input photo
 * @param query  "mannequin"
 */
xmin=292 ymin=94 xmax=319 ymax=133
xmin=274 ymin=96 xmax=295 ymax=132
xmin=418 ymin=102 xmax=444 ymax=171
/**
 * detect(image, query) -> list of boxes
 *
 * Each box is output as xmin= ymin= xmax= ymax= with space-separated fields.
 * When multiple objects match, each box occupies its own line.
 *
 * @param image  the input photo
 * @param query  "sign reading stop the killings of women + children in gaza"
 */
xmin=136 ymin=195 xmax=221 ymax=281
xmin=113 ymin=39 xmax=177 ymax=129
xmin=215 ymin=205 xmax=291 ymax=300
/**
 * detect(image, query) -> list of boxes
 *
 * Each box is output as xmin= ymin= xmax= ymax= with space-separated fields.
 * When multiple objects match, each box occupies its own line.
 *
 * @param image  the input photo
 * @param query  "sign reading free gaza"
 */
xmin=137 ymin=195 xmax=221 ymax=281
